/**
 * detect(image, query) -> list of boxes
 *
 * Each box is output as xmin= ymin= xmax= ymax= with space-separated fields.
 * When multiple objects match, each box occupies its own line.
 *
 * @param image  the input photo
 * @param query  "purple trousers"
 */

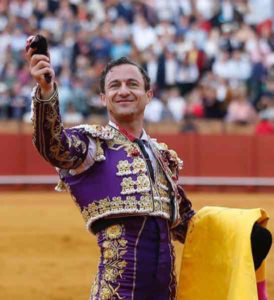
xmin=90 ymin=216 xmax=176 ymax=300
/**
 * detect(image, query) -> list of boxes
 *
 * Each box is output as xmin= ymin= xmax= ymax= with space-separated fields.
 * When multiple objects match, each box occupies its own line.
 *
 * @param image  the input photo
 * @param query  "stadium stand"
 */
xmin=0 ymin=0 xmax=273 ymax=135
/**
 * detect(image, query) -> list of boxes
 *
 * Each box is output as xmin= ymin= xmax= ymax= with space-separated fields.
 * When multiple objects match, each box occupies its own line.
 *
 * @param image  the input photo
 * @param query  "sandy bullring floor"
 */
xmin=0 ymin=191 xmax=273 ymax=300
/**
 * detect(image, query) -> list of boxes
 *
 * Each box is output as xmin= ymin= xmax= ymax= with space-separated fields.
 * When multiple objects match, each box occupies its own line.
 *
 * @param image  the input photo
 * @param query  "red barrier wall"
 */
xmin=1 ymin=133 xmax=274 ymax=177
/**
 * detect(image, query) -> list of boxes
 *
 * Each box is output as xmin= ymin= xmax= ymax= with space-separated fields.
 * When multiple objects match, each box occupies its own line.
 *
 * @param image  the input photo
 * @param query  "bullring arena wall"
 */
xmin=1 ymin=120 xmax=274 ymax=192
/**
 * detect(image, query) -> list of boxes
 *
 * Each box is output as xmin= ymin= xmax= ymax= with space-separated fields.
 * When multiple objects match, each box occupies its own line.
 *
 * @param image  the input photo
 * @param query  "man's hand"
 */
xmin=25 ymin=36 xmax=55 ymax=99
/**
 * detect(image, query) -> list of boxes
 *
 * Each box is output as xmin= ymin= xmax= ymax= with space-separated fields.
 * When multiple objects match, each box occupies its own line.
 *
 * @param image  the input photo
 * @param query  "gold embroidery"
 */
xmin=136 ymin=174 xmax=150 ymax=193
xmin=169 ymin=149 xmax=183 ymax=170
xmin=106 ymin=129 xmax=141 ymax=159
xmin=154 ymin=200 xmax=161 ymax=212
xmin=124 ymin=144 xmax=140 ymax=157
xmin=105 ymin=224 xmax=123 ymax=239
xmin=46 ymin=104 xmax=79 ymax=165
xmin=99 ymin=283 xmax=113 ymax=300
xmin=74 ymin=124 xmax=114 ymax=140
xmin=139 ymin=194 xmax=153 ymax=210
xmin=95 ymin=138 xmax=105 ymax=161
xmin=90 ymin=273 xmax=99 ymax=298
xmin=124 ymin=196 xmax=137 ymax=210
xmin=158 ymin=173 xmax=169 ymax=191
xmin=121 ymin=177 xmax=135 ymax=195
xmin=98 ymin=224 xmax=127 ymax=300
xmin=55 ymin=179 xmax=68 ymax=192
xmin=116 ymin=160 xmax=131 ymax=176
xmin=157 ymin=142 xmax=168 ymax=150
xmin=111 ymin=197 xmax=124 ymax=211
xmin=82 ymin=193 xmax=173 ymax=225
xmin=32 ymin=89 xmax=84 ymax=168
xmin=104 ymin=266 xmax=119 ymax=281
xmin=162 ymin=202 xmax=171 ymax=215
xmin=120 ymin=174 xmax=150 ymax=195
xmin=159 ymin=188 xmax=169 ymax=199
xmin=88 ymin=202 xmax=98 ymax=214
xmin=116 ymin=158 xmax=147 ymax=177
xmin=68 ymin=134 xmax=87 ymax=154
xmin=98 ymin=198 xmax=111 ymax=214
xmin=132 ymin=158 xmax=146 ymax=174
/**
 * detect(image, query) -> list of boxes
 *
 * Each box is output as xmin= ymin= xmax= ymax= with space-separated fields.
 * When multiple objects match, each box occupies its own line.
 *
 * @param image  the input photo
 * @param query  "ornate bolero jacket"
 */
xmin=32 ymin=85 xmax=194 ymax=242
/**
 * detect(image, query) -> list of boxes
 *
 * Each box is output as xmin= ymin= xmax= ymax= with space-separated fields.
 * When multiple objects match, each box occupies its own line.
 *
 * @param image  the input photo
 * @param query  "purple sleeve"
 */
xmin=32 ymin=85 xmax=89 ymax=169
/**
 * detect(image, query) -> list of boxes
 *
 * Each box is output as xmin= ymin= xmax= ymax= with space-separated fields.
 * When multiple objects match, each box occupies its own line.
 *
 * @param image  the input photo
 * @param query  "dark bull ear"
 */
xmin=251 ymin=222 xmax=272 ymax=270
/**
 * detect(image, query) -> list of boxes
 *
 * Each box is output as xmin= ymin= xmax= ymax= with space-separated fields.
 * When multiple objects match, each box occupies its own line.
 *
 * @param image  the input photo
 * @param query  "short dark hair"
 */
xmin=99 ymin=57 xmax=151 ymax=93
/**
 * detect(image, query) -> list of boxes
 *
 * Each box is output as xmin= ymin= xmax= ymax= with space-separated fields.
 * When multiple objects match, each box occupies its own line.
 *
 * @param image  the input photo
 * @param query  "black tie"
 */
xmin=134 ymin=139 xmax=155 ymax=182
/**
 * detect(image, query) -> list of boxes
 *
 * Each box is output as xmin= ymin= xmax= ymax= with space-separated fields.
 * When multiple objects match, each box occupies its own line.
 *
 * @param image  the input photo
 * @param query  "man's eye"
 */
xmin=129 ymin=82 xmax=138 ymax=87
xmin=109 ymin=83 xmax=119 ymax=88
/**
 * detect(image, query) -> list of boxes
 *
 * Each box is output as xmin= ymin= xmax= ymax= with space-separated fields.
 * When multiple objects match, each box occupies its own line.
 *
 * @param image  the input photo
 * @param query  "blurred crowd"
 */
xmin=1 ymin=0 xmax=274 ymax=134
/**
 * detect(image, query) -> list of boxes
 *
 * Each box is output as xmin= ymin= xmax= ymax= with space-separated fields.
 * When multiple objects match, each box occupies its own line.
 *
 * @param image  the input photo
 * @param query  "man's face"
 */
xmin=101 ymin=64 xmax=153 ymax=123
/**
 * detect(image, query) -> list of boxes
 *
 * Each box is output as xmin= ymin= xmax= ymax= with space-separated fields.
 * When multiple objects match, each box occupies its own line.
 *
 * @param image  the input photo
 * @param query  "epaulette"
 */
xmin=151 ymin=138 xmax=183 ymax=170
xmin=169 ymin=149 xmax=183 ymax=170
xmin=72 ymin=124 xmax=114 ymax=140
xmin=150 ymin=139 xmax=168 ymax=151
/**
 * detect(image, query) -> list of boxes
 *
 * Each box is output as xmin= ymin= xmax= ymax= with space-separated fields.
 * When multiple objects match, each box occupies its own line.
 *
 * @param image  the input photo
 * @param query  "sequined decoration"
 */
xmin=121 ymin=177 xmax=135 ymax=195
xmin=98 ymin=224 xmax=127 ymax=300
xmin=116 ymin=160 xmax=131 ymax=176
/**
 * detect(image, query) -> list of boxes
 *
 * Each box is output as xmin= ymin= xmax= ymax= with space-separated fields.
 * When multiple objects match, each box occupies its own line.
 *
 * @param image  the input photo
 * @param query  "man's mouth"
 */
xmin=115 ymin=99 xmax=133 ymax=103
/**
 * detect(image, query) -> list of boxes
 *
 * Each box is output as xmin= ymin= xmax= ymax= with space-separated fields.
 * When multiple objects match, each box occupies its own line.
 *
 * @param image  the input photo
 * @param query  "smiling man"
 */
xmin=27 ymin=48 xmax=194 ymax=300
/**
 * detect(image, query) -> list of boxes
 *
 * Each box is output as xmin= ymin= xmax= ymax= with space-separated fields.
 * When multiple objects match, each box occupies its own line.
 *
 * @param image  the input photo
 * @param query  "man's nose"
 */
xmin=118 ymin=83 xmax=130 ymax=96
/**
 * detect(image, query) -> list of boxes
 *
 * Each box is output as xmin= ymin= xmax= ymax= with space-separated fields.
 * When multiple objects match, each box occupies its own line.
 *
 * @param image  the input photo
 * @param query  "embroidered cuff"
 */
xmin=32 ymin=82 xmax=58 ymax=103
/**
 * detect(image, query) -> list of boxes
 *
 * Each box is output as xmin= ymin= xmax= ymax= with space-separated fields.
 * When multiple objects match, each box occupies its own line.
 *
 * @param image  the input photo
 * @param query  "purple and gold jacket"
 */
xmin=32 ymin=85 xmax=194 ymax=242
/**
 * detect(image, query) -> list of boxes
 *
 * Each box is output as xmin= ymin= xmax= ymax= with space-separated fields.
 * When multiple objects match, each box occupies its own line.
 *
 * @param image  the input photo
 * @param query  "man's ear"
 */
xmin=100 ymin=93 xmax=107 ymax=107
xmin=146 ymin=89 xmax=153 ymax=104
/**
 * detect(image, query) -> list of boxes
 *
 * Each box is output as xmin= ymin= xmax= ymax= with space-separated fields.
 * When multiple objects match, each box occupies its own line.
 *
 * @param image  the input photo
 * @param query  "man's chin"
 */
xmin=111 ymin=110 xmax=139 ymax=122
xmin=116 ymin=112 xmax=135 ymax=122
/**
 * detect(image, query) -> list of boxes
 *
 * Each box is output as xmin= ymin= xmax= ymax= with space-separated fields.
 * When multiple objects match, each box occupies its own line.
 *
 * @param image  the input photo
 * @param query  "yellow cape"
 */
xmin=177 ymin=206 xmax=269 ymax=300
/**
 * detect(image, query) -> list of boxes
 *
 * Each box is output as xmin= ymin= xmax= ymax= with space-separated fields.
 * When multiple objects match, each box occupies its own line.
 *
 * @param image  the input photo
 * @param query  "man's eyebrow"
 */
xmin=127 ymin=78 xmax=140 ymax=83
xmin=107 ymin=78 xmax=141 ymax=85
xmin=107 ymin=79 xmax=120 ymax=86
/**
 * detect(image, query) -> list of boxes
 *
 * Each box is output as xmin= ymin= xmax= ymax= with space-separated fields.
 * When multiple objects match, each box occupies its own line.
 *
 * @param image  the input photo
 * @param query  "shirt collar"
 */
xmin=108 ymin=120 xmax=149 ymax=142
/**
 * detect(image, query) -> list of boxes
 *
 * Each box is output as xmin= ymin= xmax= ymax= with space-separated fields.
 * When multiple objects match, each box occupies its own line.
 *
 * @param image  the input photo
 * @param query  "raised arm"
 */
xmin=26 ymin=37 xmax=89 ymax=169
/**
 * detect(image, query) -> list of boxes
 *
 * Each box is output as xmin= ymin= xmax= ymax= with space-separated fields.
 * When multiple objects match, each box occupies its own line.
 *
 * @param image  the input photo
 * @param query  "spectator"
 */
xmin=63 ymin=102 xmax=84 ymax=124
xmin=255 ymin=118 xmax=274 ymax=134
xmin=201 ymin=84 xmax=226 ymax=119
xmin=110 ymin=36 xmax=132 ymax=60
xmin=0 ymin=83 xmax=9 ymax=119
xmin=90 ymin=26 xmax=112 ymax=61
xmin=166 ymin=87 xmax=187 ymax=122
xmin=258 ymin=95 xmax=274 ymax=122
xmin=181 ymin=115 xmax=198 ymax=133
xmin=131 ymin=14 xmax=156 ymax=51
xmin=144 ymin=96 xmax=165 ymax=123
xmin=226 ymin=85 xmax=258 ymax=124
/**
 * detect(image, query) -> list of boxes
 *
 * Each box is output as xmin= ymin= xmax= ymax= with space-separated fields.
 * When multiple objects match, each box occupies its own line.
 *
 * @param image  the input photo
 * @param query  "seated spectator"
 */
xmin=110 ymin=36 xmax=132 ymax=60
xmin=166 ymin=87 xmax=187 ymax=122
xmin=112 ymin=17 xmax=131 ymax=41
xmin=185 ymin=87 xmax=204 ymax=118
xmin=181 ymin=114 xmax=198 ymax=133
xmin=255 ymin=118 xmax=274 ymax=134
xmin=131 ymin=13 xmax=157 ymax=51
xmin=201 ymin=84 xmax=226 ymax=119
xmin=144 ymin=96 xmax=164 ymax=123
xmin=90 ymin=26 xmax=112 ymax=60
xmin=226 ymin=85 xmax=258 ymax=124
xmin=258 ymin=97 xmax=274 ymax=122
xmin=0 ymin=83 xmax=9 ymax=119
xmin=63 ymin=102 xmax=84 ymax=124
